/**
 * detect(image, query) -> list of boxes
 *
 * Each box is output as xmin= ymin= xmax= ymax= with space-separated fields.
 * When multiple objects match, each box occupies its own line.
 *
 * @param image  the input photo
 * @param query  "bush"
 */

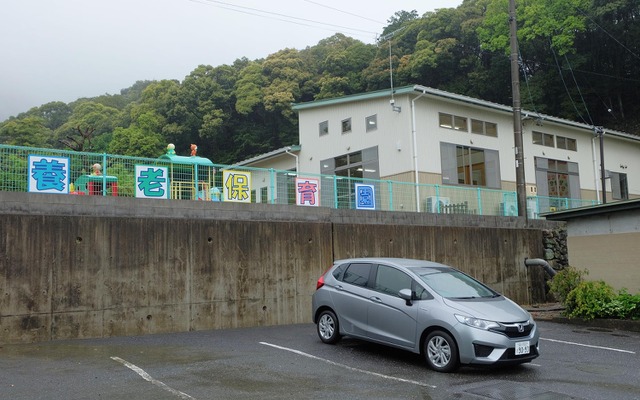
xmin=550 ymin=267 xmax=640 ymax=320
xmin=548 ymin=266 xmax=586 ymax=303
xmin=601 ymin=291 xmax=640 ymax=320
xmin=564 ymin=281 xmax=615 ymax=320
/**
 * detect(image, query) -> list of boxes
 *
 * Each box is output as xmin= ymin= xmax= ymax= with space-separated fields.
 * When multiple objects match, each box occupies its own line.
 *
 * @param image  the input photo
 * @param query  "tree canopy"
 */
xmin=2 ymin=0 xmax=638 ymax=162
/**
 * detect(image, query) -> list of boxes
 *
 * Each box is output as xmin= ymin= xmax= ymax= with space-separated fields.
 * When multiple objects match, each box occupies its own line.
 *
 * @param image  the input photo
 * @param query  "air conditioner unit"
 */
xmin=500 ymin=199 xmax=518 ymax=216
xmin=425 ymin=196 xmax=450 ymax=213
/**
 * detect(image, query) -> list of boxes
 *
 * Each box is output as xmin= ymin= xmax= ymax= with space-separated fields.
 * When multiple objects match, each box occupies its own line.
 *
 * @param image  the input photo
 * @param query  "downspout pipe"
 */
xmin=285 ymin=146 xmax=299 ymax=175
xmin=591 ymin=135 xmax=600 ymax=203
xmin=524 ymin=258 xmax=556 ymax=278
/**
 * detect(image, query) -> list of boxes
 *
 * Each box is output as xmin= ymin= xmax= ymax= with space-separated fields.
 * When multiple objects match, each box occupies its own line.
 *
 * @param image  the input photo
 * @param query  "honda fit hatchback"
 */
xmin=311 ymin=258 xmax=539 ymax=372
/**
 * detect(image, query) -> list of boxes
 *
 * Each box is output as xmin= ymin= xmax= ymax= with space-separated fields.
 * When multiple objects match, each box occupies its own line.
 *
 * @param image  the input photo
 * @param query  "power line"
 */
xmin=563 ymin=53 xmax=594 ymax=126
xmin=548 ymin=37 xmax=590 ymax=126
xmin=186 ymin=0 xmax=379 ymax=39
xmin=518 ymin=44 xmax=542 ymax=119
xmin=577 ymin=7 xmax=640 ymax=61
xmin=302 ymin=0 xmax=385 ymax=24
xmin=520 ymin=60 xmax=640 ymax=83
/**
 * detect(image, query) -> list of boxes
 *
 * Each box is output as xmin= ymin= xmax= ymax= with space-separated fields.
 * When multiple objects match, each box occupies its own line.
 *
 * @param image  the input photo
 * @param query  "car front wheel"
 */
xmin=424 ymin=330 xmax=459 ymax=372
xmin=317 ymin=310 xmax=341 ymax=344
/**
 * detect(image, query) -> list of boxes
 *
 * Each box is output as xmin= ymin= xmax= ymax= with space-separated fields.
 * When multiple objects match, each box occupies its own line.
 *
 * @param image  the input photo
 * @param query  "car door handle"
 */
xmin=335 ymin=285 xmax=344 ymax=291
xmin=370 ymin=296 xmax=382 ymax=303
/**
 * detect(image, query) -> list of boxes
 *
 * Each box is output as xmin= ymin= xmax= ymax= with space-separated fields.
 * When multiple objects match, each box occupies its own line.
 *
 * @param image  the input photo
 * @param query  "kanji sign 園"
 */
xmin=135 ymin=165 xmax=169 ymax=199
xmin=296 ymin=177 xmax=319 ymax=206
xmin=223 ymin=170 xmax=252 ymax=203
xmin=28 ymin=155 xmax=70 ymax=194
xmin=355 ymin=183 xmax=376 ymax=210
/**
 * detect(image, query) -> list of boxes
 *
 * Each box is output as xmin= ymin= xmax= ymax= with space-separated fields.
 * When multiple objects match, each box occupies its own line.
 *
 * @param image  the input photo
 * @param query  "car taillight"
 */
xmin=316 ymin=265 xmax=332 ymax=290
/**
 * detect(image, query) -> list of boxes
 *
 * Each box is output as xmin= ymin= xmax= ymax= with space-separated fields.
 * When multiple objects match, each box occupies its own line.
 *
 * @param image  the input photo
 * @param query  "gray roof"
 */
xmin=543 ymin=198 xmax=640 ymax=220
xmin=233 ymin=145 xmax=301 ymax=166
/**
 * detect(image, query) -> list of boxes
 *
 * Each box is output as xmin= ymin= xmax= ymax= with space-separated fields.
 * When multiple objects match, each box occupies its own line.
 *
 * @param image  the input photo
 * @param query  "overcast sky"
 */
xmin=0 ymin=0 xmax=462 ymax=121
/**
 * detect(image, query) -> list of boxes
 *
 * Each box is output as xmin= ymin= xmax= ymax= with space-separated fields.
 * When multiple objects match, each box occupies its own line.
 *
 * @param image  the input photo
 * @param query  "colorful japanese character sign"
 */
xmin=28 ymin=155 xmax=70 ymax=194
xmin=355 ymin=183 xmax=376 ymax=210
xmin=135 ymin=165 xmax=169 ymax=199
xmin=296 ymin=177 xmax=319 ymax=207
xmin=223 ymin=170 xmax=252 ymax=203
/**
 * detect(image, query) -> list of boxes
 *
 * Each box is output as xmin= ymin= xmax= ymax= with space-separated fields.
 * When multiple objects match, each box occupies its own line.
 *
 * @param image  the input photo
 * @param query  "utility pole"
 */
xmin=509 ymin=0 xmax=527 ymax=217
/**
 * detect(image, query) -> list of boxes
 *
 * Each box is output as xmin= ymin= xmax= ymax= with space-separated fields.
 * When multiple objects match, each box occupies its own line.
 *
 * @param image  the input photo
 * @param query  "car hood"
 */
xmin=443 ymin=296 xmax=530 ymax=323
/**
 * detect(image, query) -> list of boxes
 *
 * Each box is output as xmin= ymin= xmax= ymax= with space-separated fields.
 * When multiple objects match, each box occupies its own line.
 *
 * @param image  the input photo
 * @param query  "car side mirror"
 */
xmin=399 ymin=288 xmax=413 ymax=306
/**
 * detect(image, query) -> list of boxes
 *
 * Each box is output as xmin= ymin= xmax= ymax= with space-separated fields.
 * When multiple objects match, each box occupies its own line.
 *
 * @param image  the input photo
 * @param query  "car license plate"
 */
xmin=515 ymin=341 xmax=530 ymax=355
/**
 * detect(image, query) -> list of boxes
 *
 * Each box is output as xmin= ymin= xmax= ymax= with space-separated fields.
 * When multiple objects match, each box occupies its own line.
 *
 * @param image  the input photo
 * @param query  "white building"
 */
xmin=238 ymin=85 xmax=639 ymax=216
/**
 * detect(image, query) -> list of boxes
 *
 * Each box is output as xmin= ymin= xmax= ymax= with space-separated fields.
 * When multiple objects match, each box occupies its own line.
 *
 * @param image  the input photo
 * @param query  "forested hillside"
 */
xmin=1 ymin=0 xmax=638 ymax=164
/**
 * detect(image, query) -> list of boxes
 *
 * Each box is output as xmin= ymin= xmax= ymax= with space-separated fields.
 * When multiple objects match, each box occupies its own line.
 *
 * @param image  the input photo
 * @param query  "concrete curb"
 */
xmin=527 ymin=304 xmax=640 ymax=333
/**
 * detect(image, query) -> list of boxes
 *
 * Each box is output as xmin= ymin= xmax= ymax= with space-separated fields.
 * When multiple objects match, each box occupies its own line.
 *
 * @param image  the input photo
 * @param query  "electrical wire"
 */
xmin=548 ymin=37 xmax=590 ymax=125
xmin=185 ymin=0 xmax=379 ymax=39
xmin=517 ymin=44 xmax=542 ymax=119
xmin=302 ymin=0 xmax=385 ymax=24
xmin=577 ymin=7 xmax=640 ymax=61
xmin=564 ymin=53 xmax=594 ymax=126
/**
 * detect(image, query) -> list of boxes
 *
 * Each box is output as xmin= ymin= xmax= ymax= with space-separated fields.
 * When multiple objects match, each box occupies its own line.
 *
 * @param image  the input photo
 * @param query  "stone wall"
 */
xmin=543 ymin=228 xmax=569 ymax=271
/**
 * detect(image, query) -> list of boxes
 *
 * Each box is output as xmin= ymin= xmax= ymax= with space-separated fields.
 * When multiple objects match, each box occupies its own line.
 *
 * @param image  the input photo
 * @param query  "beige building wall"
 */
xmin=568 ymin=233 xmax=640 ymax=293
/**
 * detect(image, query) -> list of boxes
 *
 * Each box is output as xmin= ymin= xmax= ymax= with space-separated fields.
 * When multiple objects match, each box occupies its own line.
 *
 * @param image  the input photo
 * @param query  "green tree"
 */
xmin=478 ymin=0 xmax=590 ymax=57
xmin=235 ymin=61 xmax=266 ymax=115
xmin=108 ymin=125 xmax=164 ymax=158
xmin=0 ymin=117 xmax=51 ymax=147
xmin=18 ymin=101 xmax=72 ymax=131
xmin=55 ymin=101 xmax=121 ymax=151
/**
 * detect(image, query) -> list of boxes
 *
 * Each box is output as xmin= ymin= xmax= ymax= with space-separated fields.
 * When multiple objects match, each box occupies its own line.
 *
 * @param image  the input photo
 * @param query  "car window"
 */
xmin=342 ymin=263 xmax=372 ymax=287
xmin=332 ymin=264 xmax=345 ymax=280
xmin=374 ymin=265 xmax=412 ymax=297
xmin=412 ymin=280 xmax=433 ymax=300
xmin=412 ymin=267 xmax=498 ymax=298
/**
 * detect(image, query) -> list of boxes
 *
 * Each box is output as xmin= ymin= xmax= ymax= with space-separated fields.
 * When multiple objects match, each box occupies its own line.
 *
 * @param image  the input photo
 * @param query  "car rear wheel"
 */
xmin=424 ymin=330 xmax=459 ymax=372
xmin=317 ymin=310 xmax=341 ymax=344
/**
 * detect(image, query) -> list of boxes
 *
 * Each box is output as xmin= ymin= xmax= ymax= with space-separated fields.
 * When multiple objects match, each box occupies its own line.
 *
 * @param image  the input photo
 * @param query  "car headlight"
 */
xmin=455 ymin=314 xmax=501 ymax=330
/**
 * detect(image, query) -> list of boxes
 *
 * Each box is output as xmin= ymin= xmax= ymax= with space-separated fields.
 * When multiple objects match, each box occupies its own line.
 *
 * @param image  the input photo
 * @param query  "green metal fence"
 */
xmin=0 ymin=144 xmax=599 ymax=217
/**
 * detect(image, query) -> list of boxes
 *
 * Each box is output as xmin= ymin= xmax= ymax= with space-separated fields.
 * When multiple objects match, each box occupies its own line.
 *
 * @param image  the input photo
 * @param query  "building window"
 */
xmin=439 ymin=113 xmax=468 ymax=131
xmin=319 ymin=120 xmax=328 ymax=136
xmin=440 ymin=143 xmax=500 ymax=188
xmin=610 ymin=172 xmax=629 ymax=200
xmin=321 ymin=147 xmax=380 ymax=209
xmin=534 ymin=157 xmax=581 ymax=203
xmin=341 ymin=118 xmax=352 ymax=134
xmin=260 ymin=186 xmax=268 ymax=203
xmin=556 ymin=135 xmax=577 ymax=151
xmin=532 ymin=131 xmax=555 ymax=147
xmin=471 ymin=119 xmax=498 ymax=137
xmin=365 ymin=115 xmax=377 ymax=132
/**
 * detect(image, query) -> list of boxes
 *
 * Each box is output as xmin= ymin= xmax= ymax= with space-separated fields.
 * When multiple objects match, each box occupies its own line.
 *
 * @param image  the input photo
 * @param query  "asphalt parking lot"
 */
xmin=1 ymin=320 xmax=639 ymax=400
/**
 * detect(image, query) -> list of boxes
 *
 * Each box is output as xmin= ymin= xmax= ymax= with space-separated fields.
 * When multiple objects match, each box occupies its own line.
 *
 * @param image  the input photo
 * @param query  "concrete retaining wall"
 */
xmin=0 ymin=192 xmax=561 ymax=344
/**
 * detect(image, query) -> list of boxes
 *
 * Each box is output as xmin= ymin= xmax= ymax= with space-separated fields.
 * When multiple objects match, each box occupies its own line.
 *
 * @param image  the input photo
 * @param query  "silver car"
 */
xmin=311 ymin=257 xmax=539 ymax=372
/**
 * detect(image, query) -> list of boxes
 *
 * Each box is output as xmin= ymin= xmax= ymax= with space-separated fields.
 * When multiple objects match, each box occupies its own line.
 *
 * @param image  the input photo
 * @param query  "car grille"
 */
xmin=491 ymin=321 xmax=534 ymax=338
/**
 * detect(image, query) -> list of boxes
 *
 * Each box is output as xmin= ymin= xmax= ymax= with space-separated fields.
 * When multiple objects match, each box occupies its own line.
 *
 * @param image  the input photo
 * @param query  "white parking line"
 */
xmin=540 ymin=338 xmax=636 ymax=354
xmin=110 ymin=356 xmax=196 ymax=400
xmin=260 ymin=342 xmax=437 ymax=389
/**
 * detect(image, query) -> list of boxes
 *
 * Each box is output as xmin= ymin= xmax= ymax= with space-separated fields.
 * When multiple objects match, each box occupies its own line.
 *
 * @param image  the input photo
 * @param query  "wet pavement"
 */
xmin=1 ymin=320 xmax=639 ymax=400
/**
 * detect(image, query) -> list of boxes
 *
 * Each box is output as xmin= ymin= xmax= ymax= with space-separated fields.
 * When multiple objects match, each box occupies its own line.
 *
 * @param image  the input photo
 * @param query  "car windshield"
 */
xmin=409 ymin=267 xmax=499 ymax=299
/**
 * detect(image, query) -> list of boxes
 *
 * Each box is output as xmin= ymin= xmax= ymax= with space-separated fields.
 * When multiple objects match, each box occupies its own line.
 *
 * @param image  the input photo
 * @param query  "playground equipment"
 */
xmin=73 ymin=174 xmax=119 ymax=196
xmin=158 ymin=144 xmax=216 ymax=200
